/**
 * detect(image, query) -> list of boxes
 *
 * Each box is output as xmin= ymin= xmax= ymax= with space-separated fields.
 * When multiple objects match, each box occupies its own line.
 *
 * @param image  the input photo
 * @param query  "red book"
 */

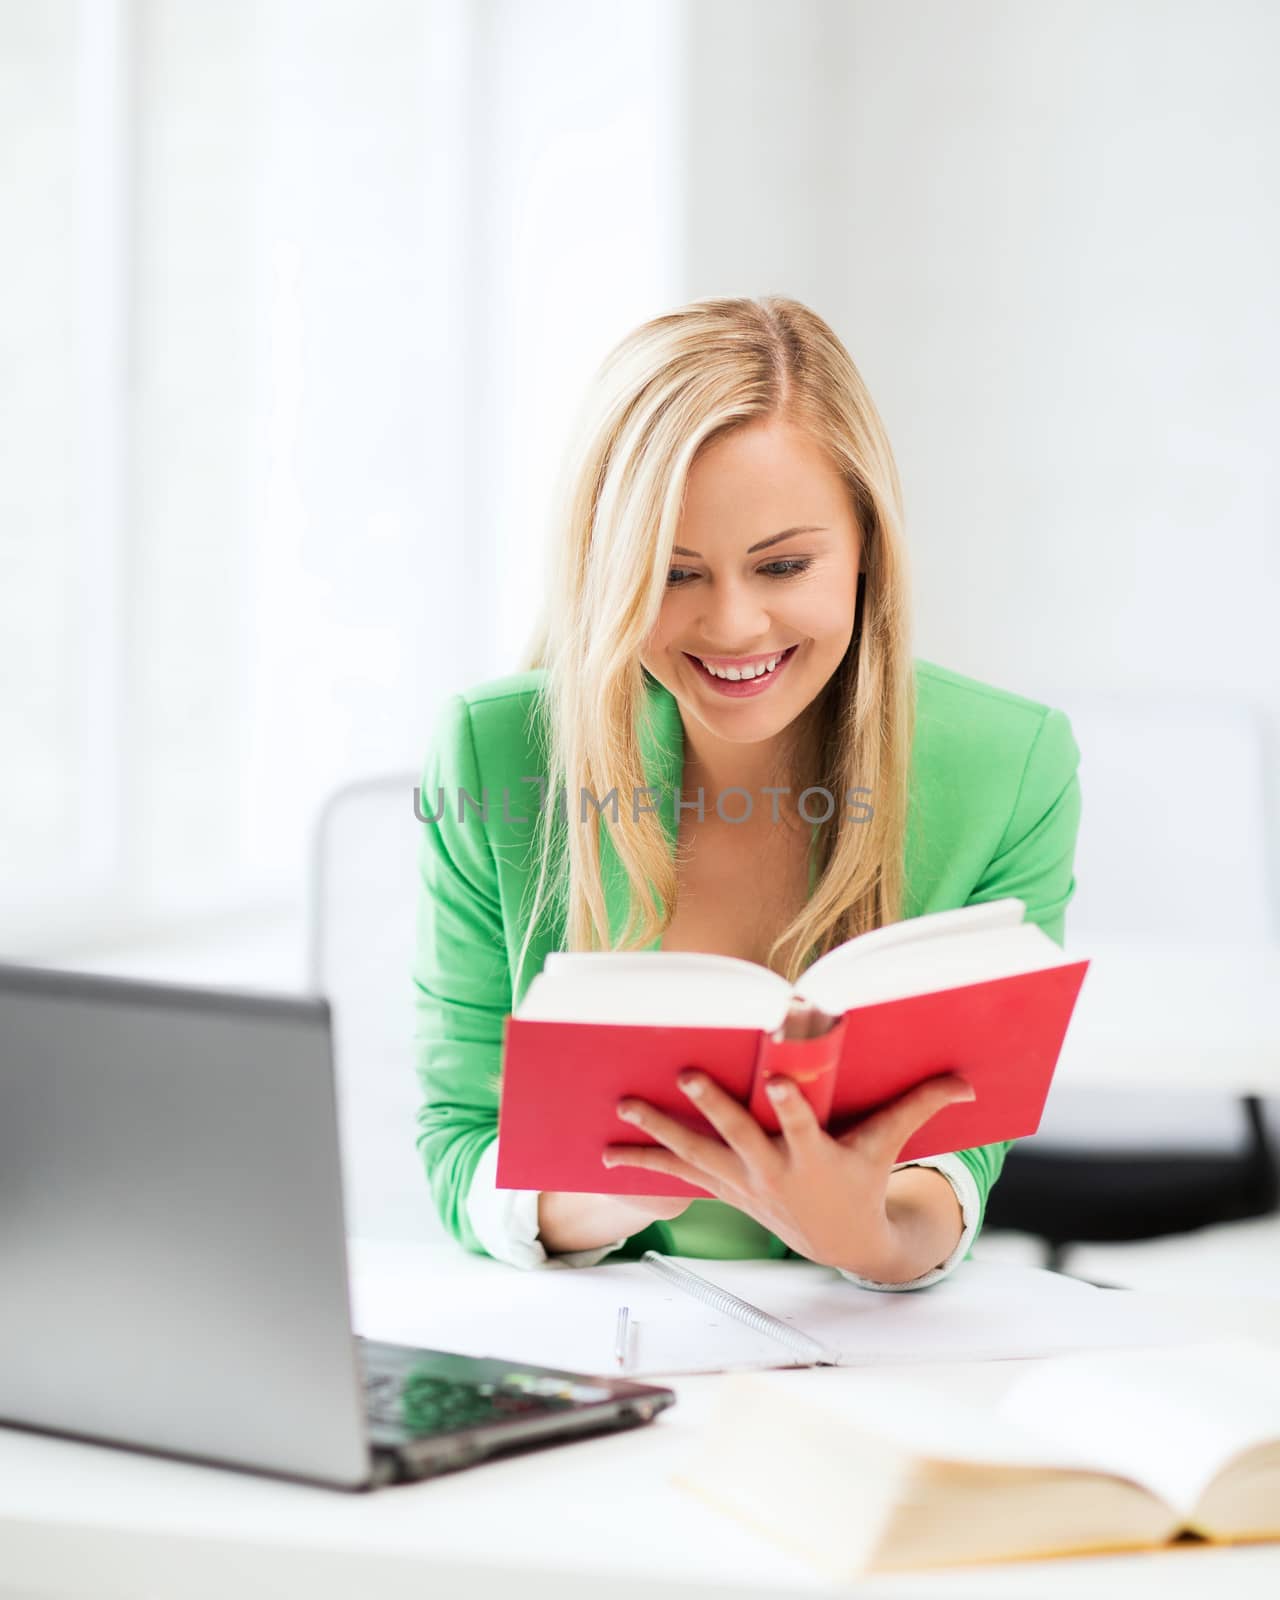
xmin=495 ymin=898 xmax=1090 ymax=1196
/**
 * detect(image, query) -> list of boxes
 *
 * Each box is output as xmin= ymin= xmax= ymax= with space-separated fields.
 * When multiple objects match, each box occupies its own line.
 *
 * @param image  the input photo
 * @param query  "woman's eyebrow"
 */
xmin=671 ymin=525 xmax=828 ymax=559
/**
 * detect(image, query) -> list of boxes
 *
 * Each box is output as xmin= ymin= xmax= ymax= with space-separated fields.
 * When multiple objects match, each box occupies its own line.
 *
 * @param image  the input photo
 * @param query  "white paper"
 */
xmin=348 ymin=1244 xmax=1189 ymax=1381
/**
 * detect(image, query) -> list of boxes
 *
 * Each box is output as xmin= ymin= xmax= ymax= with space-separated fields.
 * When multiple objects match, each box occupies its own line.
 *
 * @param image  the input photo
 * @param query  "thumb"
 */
xmin=838 ymin=1072 xmax=975 ymax=1164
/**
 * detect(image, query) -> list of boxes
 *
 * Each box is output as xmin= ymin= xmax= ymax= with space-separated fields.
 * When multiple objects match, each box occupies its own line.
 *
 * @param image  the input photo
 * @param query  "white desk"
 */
xmin=3 ymin=1256 xmax=1280 ymax=1600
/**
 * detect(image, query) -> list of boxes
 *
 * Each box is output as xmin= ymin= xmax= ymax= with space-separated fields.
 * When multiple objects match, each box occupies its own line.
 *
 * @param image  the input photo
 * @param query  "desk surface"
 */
xmin=4 ymin=1252 xmax=1280 ymax=1600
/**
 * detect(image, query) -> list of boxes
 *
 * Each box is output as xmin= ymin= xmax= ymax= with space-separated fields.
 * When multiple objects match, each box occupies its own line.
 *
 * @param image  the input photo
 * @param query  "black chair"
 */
xmin=984 ymin=1095 xmax=1280 ymax=1275
xmin=980 ymin=688 xmax=1280 ymax=1281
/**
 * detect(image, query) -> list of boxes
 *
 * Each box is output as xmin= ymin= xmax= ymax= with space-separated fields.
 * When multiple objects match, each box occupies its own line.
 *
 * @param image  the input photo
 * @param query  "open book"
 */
xmin=673 ymin=1340 xmax=1280 ymax=1573
xmin=496 ymin=897 xmax=1090 ymax=1194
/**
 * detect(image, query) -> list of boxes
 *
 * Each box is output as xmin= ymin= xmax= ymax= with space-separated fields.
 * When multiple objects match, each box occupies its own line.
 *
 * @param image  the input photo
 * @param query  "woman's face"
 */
xmin=640 ymin=416 xmax=862 ymax=755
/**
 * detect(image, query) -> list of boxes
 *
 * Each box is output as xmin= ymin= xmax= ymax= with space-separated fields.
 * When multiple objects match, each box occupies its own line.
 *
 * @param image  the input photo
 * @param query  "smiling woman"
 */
xmin=412 ymin=296 xmax=1082 ymax=1288
xmin=645 ymin=424 xmax=861 ymax=739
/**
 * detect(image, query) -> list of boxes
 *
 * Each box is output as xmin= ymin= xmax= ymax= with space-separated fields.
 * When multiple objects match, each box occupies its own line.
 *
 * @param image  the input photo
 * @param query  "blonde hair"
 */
xmin=511 ymin=294 xmax=915 ymax=1021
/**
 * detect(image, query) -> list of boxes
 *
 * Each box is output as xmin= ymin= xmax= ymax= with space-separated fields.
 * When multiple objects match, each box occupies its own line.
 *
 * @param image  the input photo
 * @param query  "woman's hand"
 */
xmin=602 ymin=1069 xmax=974 ymax=1281
xmin=607 ymin=1194 xmax=694 ymax=1225
xmin=536 ymin=1190 xmax=692 ymax=1255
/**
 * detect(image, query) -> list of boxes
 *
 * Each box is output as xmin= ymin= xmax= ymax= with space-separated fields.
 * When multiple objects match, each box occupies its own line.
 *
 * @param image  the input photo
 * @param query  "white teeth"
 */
xmin=698 ymin=649 xmax=787 ymax=681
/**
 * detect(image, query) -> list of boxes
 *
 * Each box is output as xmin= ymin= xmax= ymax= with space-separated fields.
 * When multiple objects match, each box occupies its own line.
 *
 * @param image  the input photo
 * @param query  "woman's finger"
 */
xmin=611 ymin=1095 xmax=742 ymax=1189
xmin=838 ymin=1073 xmax=974 ymax=1166
xmin=675 ymin=1071 xmax=785 ymax=1176
xmin=758 ymin=1073 xmax=824 ymax=1158
xmin=601 ymin=1141 xmax=718 ymax=1197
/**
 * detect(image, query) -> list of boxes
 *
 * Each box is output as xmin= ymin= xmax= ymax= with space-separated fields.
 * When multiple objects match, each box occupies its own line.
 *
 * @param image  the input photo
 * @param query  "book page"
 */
xmin=513 ymin=900 xmax=1052 ymax=1025
xmin=997 ymin=1340 xmax=1280 ymax=1517
xmin=796 ymin=922 xmax=1073 ymax=1016
xmin=719 ymin=1369 xmax=1131 ymax=1475
xmin=806 ymin=897 xmax=1028 ymax=970
xmin=515 ymin=950 xmax=793 ymax=1029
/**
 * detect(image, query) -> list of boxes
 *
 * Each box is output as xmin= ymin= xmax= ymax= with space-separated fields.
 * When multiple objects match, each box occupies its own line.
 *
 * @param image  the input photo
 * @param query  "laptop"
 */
xmin=0 ymin=960 xmax=676 ymax=1489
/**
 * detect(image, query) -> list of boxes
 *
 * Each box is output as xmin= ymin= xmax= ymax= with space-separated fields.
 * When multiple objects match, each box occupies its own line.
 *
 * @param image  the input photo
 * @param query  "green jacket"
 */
xmin=412 ymin=659 xmax=1082 ymax=1263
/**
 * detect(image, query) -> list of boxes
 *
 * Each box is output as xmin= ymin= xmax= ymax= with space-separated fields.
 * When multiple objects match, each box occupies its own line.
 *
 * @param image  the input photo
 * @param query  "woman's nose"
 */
xmin=695 ymin=576 xmax=772 ymax=648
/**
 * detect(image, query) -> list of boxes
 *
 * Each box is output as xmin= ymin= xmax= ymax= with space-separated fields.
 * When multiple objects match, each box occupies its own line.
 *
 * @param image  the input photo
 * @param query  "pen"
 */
xmin=615 ymin=1305 xmax=630 ymax=1369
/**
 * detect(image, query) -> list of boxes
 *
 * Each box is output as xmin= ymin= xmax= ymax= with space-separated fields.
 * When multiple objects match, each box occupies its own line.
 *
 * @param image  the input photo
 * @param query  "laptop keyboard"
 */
xmin=363 ymin=1369 xmax=553 ymax=1433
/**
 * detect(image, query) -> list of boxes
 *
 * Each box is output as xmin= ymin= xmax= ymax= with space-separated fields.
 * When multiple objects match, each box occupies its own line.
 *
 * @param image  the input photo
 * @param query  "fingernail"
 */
xmin=602 ymin=1153 xmax=617 ymax=1167
xmin=679 ymin=1074 xmax=702 ymax=1096
xmin=767 ymin=1079 xmax=789 ymax=1099
xmin=617 ymin=1107 xmax=638 ymax=1122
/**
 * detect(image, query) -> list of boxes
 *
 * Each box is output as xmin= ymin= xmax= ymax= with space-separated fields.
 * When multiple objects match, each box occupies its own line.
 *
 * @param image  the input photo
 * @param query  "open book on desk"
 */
xmin=496 ymin=896 xmax=1090 ymax=1194
xmin=675 ymin=1340 xmax=1280 ymax=1574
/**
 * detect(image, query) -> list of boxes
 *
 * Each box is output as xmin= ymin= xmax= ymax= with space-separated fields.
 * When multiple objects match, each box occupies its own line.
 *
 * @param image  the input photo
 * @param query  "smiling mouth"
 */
xmin=684 ymin=644 xmax=799 ymax=684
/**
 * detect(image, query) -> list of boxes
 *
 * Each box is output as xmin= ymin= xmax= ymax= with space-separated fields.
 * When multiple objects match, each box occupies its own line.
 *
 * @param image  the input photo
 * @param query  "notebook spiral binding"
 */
xmin=640 ymin=1250 xmax=838 ymax=1367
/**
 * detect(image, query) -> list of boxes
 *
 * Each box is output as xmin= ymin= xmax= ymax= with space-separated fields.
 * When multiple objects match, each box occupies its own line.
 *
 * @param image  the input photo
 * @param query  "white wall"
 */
xmin=9 ymin=0 xmax=1277 ymax=990
xmin=682 ymin=0 xmax=1280 ymax=913
xmin=477 ymin=0 xmax=684 ymax=674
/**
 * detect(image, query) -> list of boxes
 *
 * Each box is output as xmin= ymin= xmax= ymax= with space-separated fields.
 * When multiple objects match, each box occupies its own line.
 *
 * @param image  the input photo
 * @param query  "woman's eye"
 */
xmin=664 ymin=558 xmax=813 ymax=588
xmin=759 ymin=558 xmax=813 ymax=579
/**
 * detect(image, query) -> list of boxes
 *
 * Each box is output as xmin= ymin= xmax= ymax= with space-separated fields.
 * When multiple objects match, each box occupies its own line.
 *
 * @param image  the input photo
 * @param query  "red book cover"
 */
xmin=494 ymin=960 xmax=1090 ymax=1196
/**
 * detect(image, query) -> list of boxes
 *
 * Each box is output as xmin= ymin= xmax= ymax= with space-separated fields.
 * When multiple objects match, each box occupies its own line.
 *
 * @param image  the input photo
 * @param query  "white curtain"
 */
xmin=0 ymin=0 xmax=681 ymax=955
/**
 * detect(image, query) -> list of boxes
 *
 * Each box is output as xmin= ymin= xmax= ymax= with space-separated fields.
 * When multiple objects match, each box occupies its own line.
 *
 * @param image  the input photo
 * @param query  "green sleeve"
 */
xmin=412 ymin=693 xmax=510 ymax=1255
xmin=952 ymin=706 xmax=1083 ymax=1238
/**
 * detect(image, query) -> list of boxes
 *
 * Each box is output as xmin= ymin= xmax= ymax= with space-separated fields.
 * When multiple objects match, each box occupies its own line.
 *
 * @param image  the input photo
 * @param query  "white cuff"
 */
xmin=465 ymin=1138 xmax=629 ymax=1270
xmin=836 ymin=1152 xmax=981 ymax=1293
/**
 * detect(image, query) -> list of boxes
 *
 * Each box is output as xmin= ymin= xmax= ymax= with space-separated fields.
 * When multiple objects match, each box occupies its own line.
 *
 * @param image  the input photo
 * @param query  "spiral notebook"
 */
xmin=348 ymin=1242 xmax=1193 ymax=1380
xmin=604 ymin=1253 xmax=1181 ymax=1377
xmin=637 ymin=1251 xmax=841 ymax=1368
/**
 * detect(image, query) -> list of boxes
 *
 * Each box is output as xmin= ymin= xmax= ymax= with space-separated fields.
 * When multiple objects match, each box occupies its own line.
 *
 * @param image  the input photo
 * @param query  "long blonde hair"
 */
xmin=512 ymin=294 xmax=915 ymax=1009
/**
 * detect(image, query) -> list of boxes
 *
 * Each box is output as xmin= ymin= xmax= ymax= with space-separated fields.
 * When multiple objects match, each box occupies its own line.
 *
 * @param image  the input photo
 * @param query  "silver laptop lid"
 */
xmin=0 ymin=962 xmax=371 ymax=1488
